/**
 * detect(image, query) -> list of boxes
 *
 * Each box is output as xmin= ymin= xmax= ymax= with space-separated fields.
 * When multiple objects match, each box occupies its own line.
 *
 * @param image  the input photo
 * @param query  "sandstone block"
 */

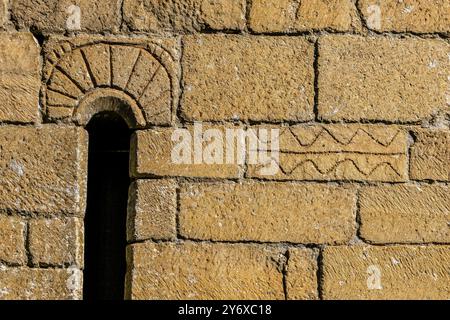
xmin=360 ymin=185 xmax=450 ymax=243
xmin=318 ymin=36 xmax=450 ymax=122
xmin=132 ymin=127 xmax=242 ymax=179
xmin=286 ymin=248 xmax=318 ymax=300
xmin=250 ymin=0 xmax=361 ymax=33
xmin=0 ymin=126 xmax=87 ymax=215
xmin=180 ymin=182 xmax=356 ymax=244
xmin=127 ymin=180 xmax=177 ymax=242
xmin=410 ymin=129 xmax=450 ymax=181
xmin=0 ymin=216 xmax=26 ymax=265
xmin=322 ymin=245 xmax=450 ymax=299
xmin=11 ymin=0 xmax=121 ymax=32
xmin=359 ymin=0 xmax=450 ymax=33
xmin=0 ymin=268 xmax=82 ymax=300
xmin=123 ymin=0 xmax=245 ymax=32
xmin=0 ymin=32 xmax=40 ymax=123
xmin=29 ymin=218 xmax=84 ymax=267
xmin=182 ymin=35 xmax=315 ymax=122
xmin=126 ymin=242 xmax=286 ymax=299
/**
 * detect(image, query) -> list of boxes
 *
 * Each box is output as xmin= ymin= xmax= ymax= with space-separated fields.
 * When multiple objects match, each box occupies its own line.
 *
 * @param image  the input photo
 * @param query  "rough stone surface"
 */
xmin=318 ymin=36 xmax=450 ymax=122
xmin=410 ymin=129 xmax=450 ymax=181
xmin=127 ymin=180 xmax=177 ymax=242
xmin=248 ymin=124 xmax=408 ymax=181
xmin=123 ymin=0 xmax=246 ymax=32
xmin=29 ymin=218 xmax=84 ymax=267
xmin=0 ymin=126 xmax=87 ymax=215
xmin=43 ymin=36 xmax=179 ymax=127
xmin=182 ymin=35 xmax=315 ymax=122
xmin=0 ymin=216 xmax=26 ymax=265
xmin=0 ymin=268 xmax=82 ymax=300
xmin=286 ymin=248 xmax=318 ymax=300
xmin=132 ymin=127 xmax=242 ymax=179
xmin=0 ymin=32 xmax=40 ymax=123
xmin=179 ymin=182 xmax=356 ymax=244
xmin=359 ymin=0 xmax=450 ymax=33
xmin=126 ymin=242 xmax=286 ymax=300
xmin=11 ymin=0 xmax=121 ymax=32
xmin=360 ymin=185 xmax=450 ymax=244
xmin=0 ymin=0 xmax=7 ymax=27
xmin=322 ymin=245 xmax=450 ymax=299
xmin=250 ymin=0 xmax=361 ymax=33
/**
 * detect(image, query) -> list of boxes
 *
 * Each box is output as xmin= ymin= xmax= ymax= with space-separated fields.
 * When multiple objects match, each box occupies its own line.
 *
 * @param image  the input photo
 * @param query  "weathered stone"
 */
xmin=182 ymin=35 xmax=315 ymax=122
xmin=126 ymin=242 xmax=286 ymax=299
xmin=318 ymin=36 xmax=450 ymax=122
xmin=360 ymin=185 xmax=450 ymax=244
xmin=322 ymin=245 xmax=450 ymax=299
xmin=123 ymin=0 xmax=245 ymax=32
xmin=0 ymin=125 xmax=87 ymax=215
xmin=179 ymin=182 xmax=356 ymax=244
xmin=43 ymin=36 xmax=179 ymax=127
xmin=286 ymin=248 xmax=318 ymax=300
xmin=29 ymin=218 xmax=84 ymax=267
xmin=250 ymin=0 xmax=361 ymax=33
xmin=11 ymin=0 xmax=121 ymax=32
xmin=0 ymin=216 xmax=26 ymax=265
xmin=0 ymin=268 xmax=82 ymax=300
xmin=248 ymin=124 xmax=408 ymax=181
xmin=132 ymin=127 xmax=242 ymax=179
xmin=127 ymin=180 xmax=177 ymax=242
xmin=359 ymin=0 xmax=450 ymax=33
xmin=0 ymin=32 xmax=40 ymax=123
xmin=410 ymin=129 xmax=450 ymax=181
xmin=0 ymin=0 xmax=7 ymax=27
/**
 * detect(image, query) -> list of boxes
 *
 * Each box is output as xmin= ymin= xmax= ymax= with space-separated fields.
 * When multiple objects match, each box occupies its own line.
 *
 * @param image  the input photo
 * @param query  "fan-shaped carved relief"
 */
xmin=43 ymin=39 xmax=178 ymax=128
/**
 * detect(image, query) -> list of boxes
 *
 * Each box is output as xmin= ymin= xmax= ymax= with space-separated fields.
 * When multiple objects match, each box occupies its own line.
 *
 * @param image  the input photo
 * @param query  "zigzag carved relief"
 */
xmin=250 ymin=125 xmax=408 ymax=181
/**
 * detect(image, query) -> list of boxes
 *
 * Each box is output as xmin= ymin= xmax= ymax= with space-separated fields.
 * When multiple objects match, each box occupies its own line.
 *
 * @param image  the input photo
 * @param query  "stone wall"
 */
xmin=0 ymin=0 xmax=449 ymax=300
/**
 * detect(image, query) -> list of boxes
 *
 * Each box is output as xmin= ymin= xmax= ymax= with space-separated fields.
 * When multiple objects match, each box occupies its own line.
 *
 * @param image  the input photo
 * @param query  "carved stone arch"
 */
xmin=43 ymin=39 xmax=178 ymax=128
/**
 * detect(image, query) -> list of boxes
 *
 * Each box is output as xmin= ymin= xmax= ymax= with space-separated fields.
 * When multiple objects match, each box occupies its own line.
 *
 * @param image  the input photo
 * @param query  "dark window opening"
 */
xmin=84 ymin=112 xmax=131 ymax=300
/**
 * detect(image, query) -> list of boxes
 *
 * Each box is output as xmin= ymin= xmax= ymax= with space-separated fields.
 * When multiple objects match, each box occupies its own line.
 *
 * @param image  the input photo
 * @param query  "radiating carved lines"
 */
xmin=44 ymin=41 xmax=176 ymax=126
xmin=80 ymin=48 xmax=96 ymax=88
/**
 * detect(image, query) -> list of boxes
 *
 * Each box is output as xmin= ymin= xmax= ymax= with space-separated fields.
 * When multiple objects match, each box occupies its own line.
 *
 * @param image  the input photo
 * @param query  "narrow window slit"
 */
xmin=83 ymin=111 xmax=131 ymax=300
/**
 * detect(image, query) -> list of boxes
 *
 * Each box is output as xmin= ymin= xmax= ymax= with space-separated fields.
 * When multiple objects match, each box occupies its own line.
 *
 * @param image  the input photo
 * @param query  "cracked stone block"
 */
xmin=123 ymin=0 xmax=246 ymax=32
xmin=29 ymin=218 xmax=84 ymax=267
xmin=250 ymin=0 xmax=361 ymax=33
